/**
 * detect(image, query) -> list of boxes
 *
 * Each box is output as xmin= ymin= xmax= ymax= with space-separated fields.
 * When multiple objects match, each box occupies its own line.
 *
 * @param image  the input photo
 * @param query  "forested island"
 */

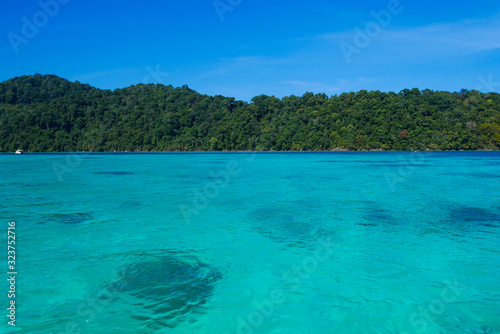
xmin=0 ymin=74 xmax=499 ymax=152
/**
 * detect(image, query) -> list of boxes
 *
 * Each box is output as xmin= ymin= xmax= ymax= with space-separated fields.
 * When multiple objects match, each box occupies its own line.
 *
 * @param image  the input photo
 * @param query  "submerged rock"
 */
xmin=103 ymin=253 xmax=222 ymax=330
xmin=93 ymin=171 xmax=134 ymax=176
xmin=448 ymin=205 xmax=500 ymax=228
xmin=42 ymin=212 xmax=93 ymax=225
xmin=361 ymin=207 xmax=397 ymax=226
xmin=249 ymin=206 xmax=336 ymax=248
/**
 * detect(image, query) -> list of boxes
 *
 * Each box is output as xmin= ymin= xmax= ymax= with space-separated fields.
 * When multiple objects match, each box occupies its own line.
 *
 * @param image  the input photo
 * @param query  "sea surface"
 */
xmin=1 ymin=152 xmax=499 ymax=334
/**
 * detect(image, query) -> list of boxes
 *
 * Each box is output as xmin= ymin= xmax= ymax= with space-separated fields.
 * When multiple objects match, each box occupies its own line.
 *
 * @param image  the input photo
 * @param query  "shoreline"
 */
xmin=2 ymin=149 xmax=499 ymax=154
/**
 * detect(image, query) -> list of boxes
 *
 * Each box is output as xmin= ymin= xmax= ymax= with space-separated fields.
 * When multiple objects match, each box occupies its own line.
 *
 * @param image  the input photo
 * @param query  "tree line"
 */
xmin=0 ymin=74 xmax=499 ymax=152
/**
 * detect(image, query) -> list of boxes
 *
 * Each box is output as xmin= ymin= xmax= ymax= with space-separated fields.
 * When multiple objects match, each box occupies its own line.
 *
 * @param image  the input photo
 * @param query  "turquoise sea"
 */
xmin=1 ymin=152 xmax=500 ymax=334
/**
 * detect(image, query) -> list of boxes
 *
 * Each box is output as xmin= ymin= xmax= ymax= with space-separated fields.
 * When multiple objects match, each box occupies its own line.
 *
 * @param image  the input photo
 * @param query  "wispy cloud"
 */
xmin=193 ymin=56 xmax=293 ymax=81
xmin=71 ymin=68 xmax=142 ymax=82
xmin=280 ymin=80 xmax=341 ymax=94
xmin=69 ymin=67 xmax=170 ymax=90
xmin=281 ymin=78 xmax=377 ymax=94
xmin=71 ymin=15 xmax=499 ymax=100
xmin=319 ymin=15 xmax=500 ymax=62
xmin=189 ymin=50 xmax=383 ymax=99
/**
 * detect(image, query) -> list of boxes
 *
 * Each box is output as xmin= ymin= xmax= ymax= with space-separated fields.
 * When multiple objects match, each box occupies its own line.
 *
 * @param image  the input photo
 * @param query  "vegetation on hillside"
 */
xmin=0 ymin=74 xmax=499 ymax=152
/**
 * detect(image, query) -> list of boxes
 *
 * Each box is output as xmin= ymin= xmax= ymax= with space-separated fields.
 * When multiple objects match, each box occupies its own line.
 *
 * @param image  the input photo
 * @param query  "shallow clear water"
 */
xmin=1 ymin=152 xmax=499 ymax=334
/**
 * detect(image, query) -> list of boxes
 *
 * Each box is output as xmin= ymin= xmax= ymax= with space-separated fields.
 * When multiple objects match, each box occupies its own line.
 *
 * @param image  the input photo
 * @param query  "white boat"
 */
xmin=15 ymin=150 xmax=24 ymax=155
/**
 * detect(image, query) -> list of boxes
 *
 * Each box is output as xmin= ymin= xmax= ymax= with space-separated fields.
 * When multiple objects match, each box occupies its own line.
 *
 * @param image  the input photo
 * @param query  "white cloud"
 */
xmin=319 ymin=15 xmax=500 ymax=62
xmin=71 ymin=68 xmax=141 ymax=82
xmin=193 ymin=56 xmax=293 ymax=81
xmin=279 ymin=78 xmax=378 ymax=96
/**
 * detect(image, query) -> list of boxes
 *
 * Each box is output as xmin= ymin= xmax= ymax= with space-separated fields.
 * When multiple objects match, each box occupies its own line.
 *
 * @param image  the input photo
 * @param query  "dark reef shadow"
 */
xmin=248 ymin=206 xmax=337 ymax=248
xmin=39 ymin=212 xmax=94 ymax=225
xmin=447 ymin=204 xmax=500 ymax=229
xmin=98 ymin=252 xmax=222 ymax=330
xmin=93 ymin=171 xmax=134 ymax=176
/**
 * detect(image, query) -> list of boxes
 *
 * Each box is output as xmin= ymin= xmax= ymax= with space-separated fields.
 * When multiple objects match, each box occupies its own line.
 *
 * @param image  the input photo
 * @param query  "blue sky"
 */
xmin=1 ymin=0 xmax=500 ymax=101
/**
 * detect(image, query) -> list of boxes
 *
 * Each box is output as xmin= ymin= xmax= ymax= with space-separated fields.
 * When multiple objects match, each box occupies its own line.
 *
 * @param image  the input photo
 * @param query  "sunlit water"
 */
xmin=1 ymin=152 xmax=499 ymax=334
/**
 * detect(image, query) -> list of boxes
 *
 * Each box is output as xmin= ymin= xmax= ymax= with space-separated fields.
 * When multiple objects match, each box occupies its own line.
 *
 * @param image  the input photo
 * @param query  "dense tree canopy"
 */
xmin=0 ymin=74 xmax=499 ymax=152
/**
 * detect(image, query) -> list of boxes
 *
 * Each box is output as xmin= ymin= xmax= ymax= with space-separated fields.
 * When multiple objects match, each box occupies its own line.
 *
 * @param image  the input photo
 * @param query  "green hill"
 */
xmin=1 ymin=74 xmax=499 ymax=152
